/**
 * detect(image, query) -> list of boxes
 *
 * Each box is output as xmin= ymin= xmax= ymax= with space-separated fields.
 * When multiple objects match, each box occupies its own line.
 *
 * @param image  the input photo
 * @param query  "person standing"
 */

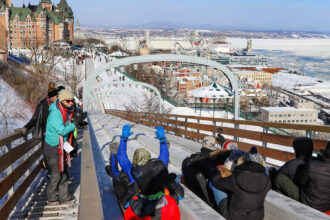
xmin=44 ymin=90 xmax=86 ymax=203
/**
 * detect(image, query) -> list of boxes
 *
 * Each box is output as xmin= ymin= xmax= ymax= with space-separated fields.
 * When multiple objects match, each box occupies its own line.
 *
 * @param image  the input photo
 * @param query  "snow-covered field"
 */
xmin=0 ymin=79 xmax=32 ymax=137
xmin=228 ymin=38 xmax=330 ymax=80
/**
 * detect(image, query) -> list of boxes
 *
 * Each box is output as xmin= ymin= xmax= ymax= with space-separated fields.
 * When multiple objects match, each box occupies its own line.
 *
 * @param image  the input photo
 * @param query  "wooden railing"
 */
xmin=0 ymin=132 xmax=41 ymax=219
xmin=106 ymin=109 xmax=330 ymax=163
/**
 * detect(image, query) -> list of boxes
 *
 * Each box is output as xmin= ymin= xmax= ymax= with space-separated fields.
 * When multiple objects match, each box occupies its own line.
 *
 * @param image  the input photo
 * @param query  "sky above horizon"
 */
xmin=11 ymin=0 xmax=330 ymax=32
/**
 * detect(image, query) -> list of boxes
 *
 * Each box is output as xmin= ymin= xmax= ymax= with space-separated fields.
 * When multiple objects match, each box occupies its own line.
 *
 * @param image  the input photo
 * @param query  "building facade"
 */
xmin=237 ymin=71 xmax=273 ymax=87
xmin=0 ymin=0 xmax=74 ymax=50
xmin=261 ymin=107 xmax=319 ymax=125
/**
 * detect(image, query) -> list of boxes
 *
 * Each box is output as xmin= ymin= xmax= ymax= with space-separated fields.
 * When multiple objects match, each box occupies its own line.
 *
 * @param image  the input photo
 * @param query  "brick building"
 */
xmin=0 ymin=0 xmax=74 ymax=50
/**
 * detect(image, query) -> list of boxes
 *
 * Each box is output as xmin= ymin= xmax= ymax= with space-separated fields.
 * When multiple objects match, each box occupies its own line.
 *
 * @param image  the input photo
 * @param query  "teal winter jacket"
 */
xmin=45 ymin=102 xmax=76 ymax=147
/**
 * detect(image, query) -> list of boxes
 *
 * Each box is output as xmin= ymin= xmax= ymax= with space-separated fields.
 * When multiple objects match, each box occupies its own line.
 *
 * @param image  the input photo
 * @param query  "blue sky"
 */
xmin=12 ymin=0 xmax=330 ymax=32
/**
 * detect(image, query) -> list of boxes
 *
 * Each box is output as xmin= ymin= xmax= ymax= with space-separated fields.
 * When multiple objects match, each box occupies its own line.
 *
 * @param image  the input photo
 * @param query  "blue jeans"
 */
xmin=209 ymin=180 xmax=228 ymax=205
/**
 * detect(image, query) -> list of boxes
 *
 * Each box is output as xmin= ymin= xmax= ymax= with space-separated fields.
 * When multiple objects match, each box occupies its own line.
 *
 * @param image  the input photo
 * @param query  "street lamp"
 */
xmin=249 ymin=99 xmax=253 ymax=120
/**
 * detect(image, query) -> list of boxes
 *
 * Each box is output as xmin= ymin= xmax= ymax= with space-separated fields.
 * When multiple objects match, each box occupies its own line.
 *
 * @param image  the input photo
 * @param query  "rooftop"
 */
xmin=261 ymin=107 xmax=318 ymax=112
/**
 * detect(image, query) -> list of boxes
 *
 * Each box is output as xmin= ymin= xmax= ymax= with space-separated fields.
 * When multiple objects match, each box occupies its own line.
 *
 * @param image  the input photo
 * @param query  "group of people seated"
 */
xmin=105 ymin=125 xmax=183 ymax=219
xmin=105 ymin=125 xmax=330 ymax=219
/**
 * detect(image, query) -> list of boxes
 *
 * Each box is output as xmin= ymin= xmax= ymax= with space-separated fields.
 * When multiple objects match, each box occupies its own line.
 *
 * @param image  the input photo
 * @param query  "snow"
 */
xmin=0 ymin=79 xmax=32 ymax=137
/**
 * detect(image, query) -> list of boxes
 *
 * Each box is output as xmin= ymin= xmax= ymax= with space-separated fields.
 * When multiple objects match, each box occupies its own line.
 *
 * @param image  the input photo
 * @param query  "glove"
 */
xmin=15 ymin=127 xmax=28 ymax=136
xmin=109 ymin=142 xmax=119 ymax=154
xmin=155 ymin=126 xmax=165 ymax=140
xmin=72 ymin=109 xmax=87 ymax=126
xmin=122 ymin=125 xmax=133 ymax=138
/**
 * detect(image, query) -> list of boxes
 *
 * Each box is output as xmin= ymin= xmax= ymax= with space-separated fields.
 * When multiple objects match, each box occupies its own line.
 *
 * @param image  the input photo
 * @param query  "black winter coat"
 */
xmin=212 ymin=162 xmax=271 ymax=220
xmin=300 ymin=158 xmax=330 ymax=212
xmin=24 ymin=98 xmax=50 ymax=139
xmin=278 ymin=158 xmax=305 ymax=183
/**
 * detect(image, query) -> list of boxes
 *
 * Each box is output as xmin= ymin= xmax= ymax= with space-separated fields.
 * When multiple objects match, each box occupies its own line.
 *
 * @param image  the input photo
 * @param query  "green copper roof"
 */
xmin=10 ymin=8 xmax=36 ymax=21
xmin=57 ymin=0 xmax=73 ymax=19
xmin=47 ymin=10 xmax=62 ymax=25
xmin=40 ymin=0 xmax=52 ymax=3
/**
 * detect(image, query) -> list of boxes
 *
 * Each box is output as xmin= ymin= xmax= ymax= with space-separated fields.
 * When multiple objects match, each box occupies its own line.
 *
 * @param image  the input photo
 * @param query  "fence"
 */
xmin=106 ymin=109 xmax=329 ymax=163
xmin=0 ymin=132 xmax=41 ymax=219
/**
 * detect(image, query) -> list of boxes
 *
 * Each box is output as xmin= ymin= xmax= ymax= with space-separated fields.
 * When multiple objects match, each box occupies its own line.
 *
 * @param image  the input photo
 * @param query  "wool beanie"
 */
xmin=58 ymin=90 xmax=73 ymax=102
xmin=48 ymin=89 xmax=58 ymax=98
xmin=139 ymin=159 xmax=168 ymax=196
xmin=202 ymin=136 xmax=216 ymax=150
xmin=132 ymin=148 xmax=151 ymax=166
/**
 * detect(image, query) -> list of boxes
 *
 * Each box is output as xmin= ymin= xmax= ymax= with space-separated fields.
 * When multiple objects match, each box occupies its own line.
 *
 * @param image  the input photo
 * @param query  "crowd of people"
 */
xmin=14 ymin=81 xmax=329 ymax=218
xmin=105 ymin=125 xmax=330 ymax=220
xmin=16 ymin=82 xmax=87 ymax=204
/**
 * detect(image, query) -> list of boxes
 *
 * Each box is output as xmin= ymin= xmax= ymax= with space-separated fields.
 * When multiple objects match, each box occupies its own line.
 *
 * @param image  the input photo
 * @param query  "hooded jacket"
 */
xmin=124 ymin=195 xmax=180 ymax=220
xmin=24 ymin=97 xmax=50 ymax=139
xmin=299 ymin=158 xmax=330 ymax=212
xmin=45 ymin=102 xmax=76 ymax=147
xmin=212 ymin=162 xmax=271 ymax=220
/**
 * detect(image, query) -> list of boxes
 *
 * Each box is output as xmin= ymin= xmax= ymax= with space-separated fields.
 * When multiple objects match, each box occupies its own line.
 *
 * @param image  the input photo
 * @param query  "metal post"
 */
xmin=213 ymin=120 xmax=216 ymax=136
xmin=6 ymin=143 xmax=14 ymax=197
xmin=175 ymin=117 xmax=178 ymax=136
xmin=213 ymin=98 xmax=215 ymax=118
xmin=306 ymin=130 xmax=312 ymax=138
xmin=262 ymin=127 xmax=269 ymax=148
xmin=234 ymin=90 xmax=239 ymax=120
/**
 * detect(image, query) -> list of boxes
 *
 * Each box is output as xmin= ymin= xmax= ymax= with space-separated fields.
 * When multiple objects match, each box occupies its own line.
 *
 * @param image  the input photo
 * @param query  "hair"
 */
xmin=48 ymin=82 xmax=56 ymax=92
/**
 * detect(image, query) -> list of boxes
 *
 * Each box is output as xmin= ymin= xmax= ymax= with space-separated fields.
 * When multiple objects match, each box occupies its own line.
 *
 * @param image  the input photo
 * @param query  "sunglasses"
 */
xmin=64 ymin=99 xmax=74 ymax=103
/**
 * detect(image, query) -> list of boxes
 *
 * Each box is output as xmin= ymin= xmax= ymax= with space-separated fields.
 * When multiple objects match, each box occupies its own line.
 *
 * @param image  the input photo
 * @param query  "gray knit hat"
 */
xmin=132 ymin=148 xmax=151 ymax=166
xmin=202 ymin=136 xmax=216 ymax=150
xmin=58 ymin=90 xmax=73 ymax=102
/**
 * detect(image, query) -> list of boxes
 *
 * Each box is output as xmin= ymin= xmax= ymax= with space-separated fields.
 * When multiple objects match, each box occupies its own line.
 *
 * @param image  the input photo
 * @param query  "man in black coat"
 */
xmin=273 ymin=137 xmax=313 ymax=201
xmin=210 ymin=161 xmax=271 ymax=220
xmin=298 ymin=142 xmax=330 ymax=212
xmin=19 ymin=89 xmax=59 ymax=139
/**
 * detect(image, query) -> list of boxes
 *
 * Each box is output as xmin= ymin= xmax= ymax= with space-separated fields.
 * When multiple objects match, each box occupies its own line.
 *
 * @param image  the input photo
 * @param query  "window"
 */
xmin=279 ymin=114 xmax=282 ymax=118
xmin=301 ymin=114 xmax=304 ymax=117
xmin=279 ymin=120 xmax=282 ymax=123
xmin=270 ymin=115 xmax=273 ymax=118
xmin=283 ymin=120 xmax=286 ymax=123
xmin=300 ymin=120 xmax=303 ymax=123
xmin=288 ymin=114 xmax=291 ymax=117
xmin=283 ymin=114 xmax=287 ymax=117
xmin=305 ymin=120 xmax=308 ymax=123
xmin=313 ymin=119 xmax=316 ymax=122
xmin=274 ymin=120 xmax=277 ymax=123
xmin=287 ymin=120 xmax=290 ymax=123
xmin=292 ymin=114 xmax=295 ymax=117
xmin=296 ymin=120 xmax=299 ymax=123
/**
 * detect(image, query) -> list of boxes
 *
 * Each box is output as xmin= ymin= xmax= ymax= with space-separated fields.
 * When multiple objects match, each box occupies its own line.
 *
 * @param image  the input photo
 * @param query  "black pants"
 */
xmin=273 ymin=173 xmax=300 ymax=201
xmin=46 ymin=155 xmax=71 ymax=202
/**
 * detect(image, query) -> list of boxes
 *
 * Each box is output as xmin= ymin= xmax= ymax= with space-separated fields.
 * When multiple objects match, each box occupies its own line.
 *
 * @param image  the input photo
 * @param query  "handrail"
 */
xmin=108 ymin=110 xmax=330 ymax=133
xmin=106 ymin=109 xmax=329 ymax=163
xmin=78 ymin=129 xmax=104 ymax=220
xmin=0 ymin=132 xmax=41 ymax=219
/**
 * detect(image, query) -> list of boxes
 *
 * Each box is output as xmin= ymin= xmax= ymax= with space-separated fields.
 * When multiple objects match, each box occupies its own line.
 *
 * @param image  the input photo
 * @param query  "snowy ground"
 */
xmin=0 ymin=78 xmax=32 ymax=137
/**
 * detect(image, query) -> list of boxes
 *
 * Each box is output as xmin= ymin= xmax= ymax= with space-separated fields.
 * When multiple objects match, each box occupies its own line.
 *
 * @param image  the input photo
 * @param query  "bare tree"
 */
xmin=125 ymin=92 xmax=172 ymax=114
xmin=25 ymin=39 xmax=62 ymax=85
xmin=62 ymin=62 xmax=84 ymax=97
xmin=0 ymin=80 xmax=27 ymax=136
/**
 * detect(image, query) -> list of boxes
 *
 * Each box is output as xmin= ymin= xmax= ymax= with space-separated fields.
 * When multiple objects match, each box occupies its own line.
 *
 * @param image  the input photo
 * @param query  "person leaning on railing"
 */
xmin=43 ymin=90 xmax=87 ymax=204
xmin=15 ymin=82 xmax=59 ymax=168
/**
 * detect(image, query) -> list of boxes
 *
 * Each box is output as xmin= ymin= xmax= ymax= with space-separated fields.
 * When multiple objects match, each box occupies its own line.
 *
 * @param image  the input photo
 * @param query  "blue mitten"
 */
xmin=155 ymin=126 xmax=165 ymax=139
xmin=122 ymin=125 xmax=133 ymax=138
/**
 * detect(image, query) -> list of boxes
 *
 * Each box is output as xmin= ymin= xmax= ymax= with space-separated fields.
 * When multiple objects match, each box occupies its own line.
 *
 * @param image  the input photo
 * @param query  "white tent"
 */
xmin=187 ymin=82 xmax=234 ymax=99
xmin=109 ymin=51 xmax=129 ymax=57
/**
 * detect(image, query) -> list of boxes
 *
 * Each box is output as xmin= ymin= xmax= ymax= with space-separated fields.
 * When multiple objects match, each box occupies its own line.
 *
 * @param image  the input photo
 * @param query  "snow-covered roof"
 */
xmin=261 ymin=107 xmax=318 ymax=112
xmin=109 ymin=51 xmax=129 ymax=56
xmin=187 ymin=82 xmax=234 ymax=99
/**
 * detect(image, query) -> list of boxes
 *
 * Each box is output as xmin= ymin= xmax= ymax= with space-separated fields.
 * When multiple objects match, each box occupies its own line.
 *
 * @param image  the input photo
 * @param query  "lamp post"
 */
xmin=249 ymin=99 xmax=253 ymax=120
xmin=213 ymin=98 xmax=216 ymax=118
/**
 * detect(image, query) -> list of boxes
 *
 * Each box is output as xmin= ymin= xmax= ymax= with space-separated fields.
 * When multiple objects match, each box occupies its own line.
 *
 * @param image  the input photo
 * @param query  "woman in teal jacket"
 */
xmin=44 ymin=90 xmax=77 ymax=204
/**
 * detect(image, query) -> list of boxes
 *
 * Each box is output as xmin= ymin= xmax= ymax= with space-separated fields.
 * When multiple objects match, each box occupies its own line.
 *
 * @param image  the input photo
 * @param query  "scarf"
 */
xmin=57 ymin=101 xmax=74 ymax=172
